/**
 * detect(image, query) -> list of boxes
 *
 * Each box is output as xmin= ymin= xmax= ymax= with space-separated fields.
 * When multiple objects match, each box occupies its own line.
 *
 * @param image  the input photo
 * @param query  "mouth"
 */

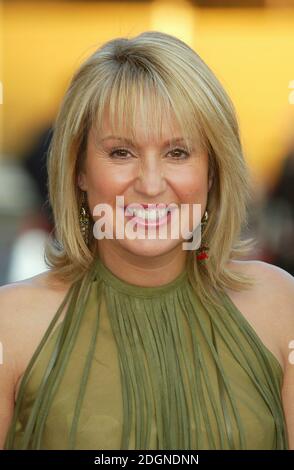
xmin=121 ymin=204 xmax=176 ymax=228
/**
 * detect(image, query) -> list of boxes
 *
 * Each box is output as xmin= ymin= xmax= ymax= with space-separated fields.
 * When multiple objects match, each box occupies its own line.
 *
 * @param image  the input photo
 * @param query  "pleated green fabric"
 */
xmin=4 ymin=256 xmax=289 ymax=450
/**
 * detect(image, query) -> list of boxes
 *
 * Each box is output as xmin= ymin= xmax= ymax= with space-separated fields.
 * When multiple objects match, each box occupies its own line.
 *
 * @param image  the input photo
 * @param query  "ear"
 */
xmin=77 ymin=172 xmax=87 ymax=191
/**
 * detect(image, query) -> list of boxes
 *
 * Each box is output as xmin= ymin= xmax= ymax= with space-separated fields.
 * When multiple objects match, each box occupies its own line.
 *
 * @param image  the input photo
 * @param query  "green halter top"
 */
xmin=4 ymin=257 xmax=289 ymax=450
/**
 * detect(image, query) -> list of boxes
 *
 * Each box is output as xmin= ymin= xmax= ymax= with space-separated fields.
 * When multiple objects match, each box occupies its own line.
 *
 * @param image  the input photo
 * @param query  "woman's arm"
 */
xmin=0 ymin=272 xmax=71 ymax=449
xmin=234 ymin=259 xmax=294 ymax=448
xmin=258 ymin=262 xmax=294 ymax=449
xmin=276 ymin=269 xmax=294 ymax=450
xmin=0 ymin=285 xmax=20 ymax=449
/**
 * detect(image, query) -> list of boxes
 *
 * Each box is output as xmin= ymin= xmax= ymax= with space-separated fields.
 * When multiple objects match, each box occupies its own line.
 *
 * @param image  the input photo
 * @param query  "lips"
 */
xmin=121 ymin=204 xmax=177 ymax=223
xmin=126 ymin=210 xmax=172 ymax=227
xmin=123 ymin=203 xmax=176 ymax=211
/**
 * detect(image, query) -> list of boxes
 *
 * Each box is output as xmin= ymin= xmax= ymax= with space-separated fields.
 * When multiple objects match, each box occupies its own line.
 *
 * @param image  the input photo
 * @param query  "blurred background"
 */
xmin=0 ymin=0 xmax=293 ymax=285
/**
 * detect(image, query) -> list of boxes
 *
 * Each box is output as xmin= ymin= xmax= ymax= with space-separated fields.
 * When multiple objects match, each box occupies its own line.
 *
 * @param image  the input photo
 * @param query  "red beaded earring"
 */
xmin=195 ymin=210 xmax=209 ymax=262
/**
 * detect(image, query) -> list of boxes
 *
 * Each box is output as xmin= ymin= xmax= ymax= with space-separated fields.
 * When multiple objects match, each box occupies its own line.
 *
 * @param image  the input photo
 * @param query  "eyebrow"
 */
xmin=99 ymin=135 xmax=188 ymax=146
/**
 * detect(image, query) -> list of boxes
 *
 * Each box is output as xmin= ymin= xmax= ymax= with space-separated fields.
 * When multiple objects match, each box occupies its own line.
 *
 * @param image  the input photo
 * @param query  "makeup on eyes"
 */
xmin=108 ymin=146 xmax=190 ymax=160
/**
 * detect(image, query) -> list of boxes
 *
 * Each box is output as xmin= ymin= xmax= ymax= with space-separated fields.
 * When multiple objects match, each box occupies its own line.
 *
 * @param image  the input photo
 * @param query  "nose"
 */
xmin=133 ymin=156 xmax=167 ymax=197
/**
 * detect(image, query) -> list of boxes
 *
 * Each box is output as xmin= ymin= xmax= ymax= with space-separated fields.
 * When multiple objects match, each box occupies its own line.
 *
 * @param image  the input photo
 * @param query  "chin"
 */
xmin=118 ymin=238 xmax=180 ymax=257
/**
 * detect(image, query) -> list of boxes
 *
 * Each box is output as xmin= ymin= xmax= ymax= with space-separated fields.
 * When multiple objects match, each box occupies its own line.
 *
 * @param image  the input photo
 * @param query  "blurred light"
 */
xmin=151 ymin=0 xmax=195 ymax=46
xmin=6 ymin=228 xmax=49 ymax=282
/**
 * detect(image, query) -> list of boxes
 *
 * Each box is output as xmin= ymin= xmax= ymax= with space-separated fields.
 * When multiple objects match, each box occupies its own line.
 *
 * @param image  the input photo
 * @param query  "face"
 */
xmin=78 ymin=110 xmax=213 ymax=262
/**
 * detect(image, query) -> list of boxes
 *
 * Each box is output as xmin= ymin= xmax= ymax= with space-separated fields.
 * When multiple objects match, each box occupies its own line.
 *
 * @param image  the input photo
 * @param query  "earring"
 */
xmin=195 ymin=210 xmax=209 ymax=262
xmin=79 ymin=191 xmax=90 ymax=246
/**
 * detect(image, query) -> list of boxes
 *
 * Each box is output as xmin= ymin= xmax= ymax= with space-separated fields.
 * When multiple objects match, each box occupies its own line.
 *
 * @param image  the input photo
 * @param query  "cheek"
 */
xmin=172 ymin=168 xmax=208 ymax=204
xmin=171 ymin=169 xmax=208 ymax=236
xmin=86 ymin=162 xmax=128 ymax=204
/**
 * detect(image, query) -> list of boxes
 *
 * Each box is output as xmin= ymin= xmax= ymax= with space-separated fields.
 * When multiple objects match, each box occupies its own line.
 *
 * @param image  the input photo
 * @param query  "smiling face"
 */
xmin=77 ymin=108 xmax=213 ymax=263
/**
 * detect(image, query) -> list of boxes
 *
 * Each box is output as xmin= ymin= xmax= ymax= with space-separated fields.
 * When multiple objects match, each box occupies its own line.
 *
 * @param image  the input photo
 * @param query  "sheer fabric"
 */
xmin=4 ymin=257 xmax=289 ymax=449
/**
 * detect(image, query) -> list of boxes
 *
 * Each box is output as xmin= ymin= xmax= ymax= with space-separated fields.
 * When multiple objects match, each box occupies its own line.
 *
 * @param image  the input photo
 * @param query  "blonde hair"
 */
xmin=45 ymin=31 xmax=257 ymax=307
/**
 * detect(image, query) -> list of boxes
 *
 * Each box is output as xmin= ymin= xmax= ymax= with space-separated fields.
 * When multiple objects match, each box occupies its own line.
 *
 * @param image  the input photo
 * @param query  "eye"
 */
xmin=109 ymin=147 xmax=132 ymax=159
xmin=168 ymin=148 xmax=190 ymax=160
xmin=108 ymin=147 xmax=191 ymax=160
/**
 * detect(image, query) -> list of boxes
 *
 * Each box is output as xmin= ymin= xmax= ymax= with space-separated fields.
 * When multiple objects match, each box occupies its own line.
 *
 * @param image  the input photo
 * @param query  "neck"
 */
xmin=97 ymin=242 xmax=187 ymax=288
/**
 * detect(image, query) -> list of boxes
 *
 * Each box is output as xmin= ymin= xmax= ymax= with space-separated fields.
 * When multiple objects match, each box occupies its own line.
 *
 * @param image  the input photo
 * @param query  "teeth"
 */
xmin=125 ymin=208 xmax=170 ymax=220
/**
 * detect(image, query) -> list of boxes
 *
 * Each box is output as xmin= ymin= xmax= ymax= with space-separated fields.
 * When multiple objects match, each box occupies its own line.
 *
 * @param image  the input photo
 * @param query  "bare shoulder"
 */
xmin=0 ymin=270 xmax=71 ymax=332
xmin=228 ymin=258 xmax=294 ymax=312
xmin=0 ymin=270 xmax=72 ymax=363
xmin=0 ymin=271 xmax=72 ymax=396
xmin=226 ymin=258 xmax=294 ymax=369
xmin=228 ymin=258 xmax=294 ymax=284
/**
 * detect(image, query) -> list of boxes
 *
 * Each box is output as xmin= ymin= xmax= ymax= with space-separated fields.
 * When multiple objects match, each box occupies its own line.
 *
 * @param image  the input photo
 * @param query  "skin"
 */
xmin=78 ymin=111 xmax=213 ymax=287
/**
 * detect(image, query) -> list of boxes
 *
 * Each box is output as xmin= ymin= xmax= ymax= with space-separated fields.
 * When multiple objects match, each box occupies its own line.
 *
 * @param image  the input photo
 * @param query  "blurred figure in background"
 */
xmin=22 ymin=126 xmax=54 ymax=228
xmin=0 ymin=155 xmax=40 ymax=285
xmin=258 ymin=139 xmax=294 ymax=275
xmin=4 ymin=125 xmax=54 ymax=283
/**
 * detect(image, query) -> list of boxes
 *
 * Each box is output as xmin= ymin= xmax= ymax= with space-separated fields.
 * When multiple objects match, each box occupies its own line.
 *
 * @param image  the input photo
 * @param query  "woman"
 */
xmin=1 ymin=31 xmax=293 ymax=450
